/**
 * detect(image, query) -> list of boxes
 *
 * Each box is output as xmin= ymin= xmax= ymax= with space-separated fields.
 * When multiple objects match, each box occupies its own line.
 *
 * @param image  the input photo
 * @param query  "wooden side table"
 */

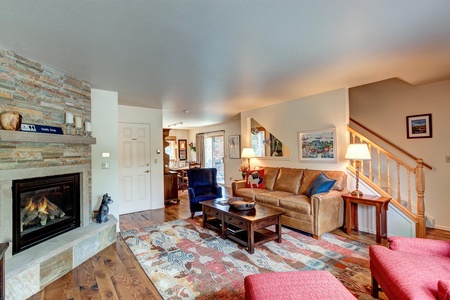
xmin=0 ymin=243 xmax=9 ymax=300
xmin=343 ymin=194 xmax=391 ymax=243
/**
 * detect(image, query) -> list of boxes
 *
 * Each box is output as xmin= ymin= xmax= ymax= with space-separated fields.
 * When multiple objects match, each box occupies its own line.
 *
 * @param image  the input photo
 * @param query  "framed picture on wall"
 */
xmin=406 ymin=114 xmax=432 ymax=139
xmin=178 ymin=139 xmax=187 ymax=160
xmin=228 ymin=135 xmax=240 ymax=159
xmin=298 ymin=127 xmax=337 ymax=162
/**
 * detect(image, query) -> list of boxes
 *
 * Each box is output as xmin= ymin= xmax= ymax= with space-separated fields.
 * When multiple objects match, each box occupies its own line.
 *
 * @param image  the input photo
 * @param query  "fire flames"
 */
xmin=22 ymin=196 xmax=65 ymax=228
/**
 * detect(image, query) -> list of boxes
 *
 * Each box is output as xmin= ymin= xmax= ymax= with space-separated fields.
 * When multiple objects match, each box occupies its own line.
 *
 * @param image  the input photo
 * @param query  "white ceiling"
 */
xmin=1 ymin=1 xmax=450 ymax=128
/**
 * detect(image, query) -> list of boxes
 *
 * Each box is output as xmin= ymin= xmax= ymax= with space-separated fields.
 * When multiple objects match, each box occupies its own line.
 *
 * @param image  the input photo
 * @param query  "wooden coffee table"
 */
xmin=201 ymin=199 xmax=285 ymax=254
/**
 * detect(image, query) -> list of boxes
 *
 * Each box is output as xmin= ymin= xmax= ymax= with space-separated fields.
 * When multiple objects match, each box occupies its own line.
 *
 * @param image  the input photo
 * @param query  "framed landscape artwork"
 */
xmin=228 ymin=135 xmax=240 ymax=159
xmin=298 ymin=127 xmax=337 ymax=162
xmin=406 ymin=114 xmax=432 ymax=139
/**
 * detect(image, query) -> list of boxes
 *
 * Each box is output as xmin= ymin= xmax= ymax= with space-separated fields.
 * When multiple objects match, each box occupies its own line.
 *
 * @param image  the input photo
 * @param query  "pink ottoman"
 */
xmin=244 ymin=270 xmax=356 ymax=300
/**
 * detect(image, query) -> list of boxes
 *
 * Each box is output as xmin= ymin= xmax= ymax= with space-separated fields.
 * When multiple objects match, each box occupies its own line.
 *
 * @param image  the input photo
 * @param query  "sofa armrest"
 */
xmin=231 ymin=180 xmax=246 ymax=196
xmin=388 ymin=236 xmax=450 ymax=257
xmin=311 ymin=190 xmax=345 ymax=237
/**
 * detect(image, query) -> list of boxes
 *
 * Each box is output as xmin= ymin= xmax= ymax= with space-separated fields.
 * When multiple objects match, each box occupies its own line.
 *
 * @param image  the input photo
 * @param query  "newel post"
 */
xmin=415 ymin=159 xmax=426 ymax=238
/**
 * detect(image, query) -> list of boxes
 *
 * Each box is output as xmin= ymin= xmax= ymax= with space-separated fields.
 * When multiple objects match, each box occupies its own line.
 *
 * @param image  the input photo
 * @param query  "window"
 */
xmin=251 ymin=130 xmax=266 ymax=157
xmin=165 ymin=138 xmax=176 ymax=160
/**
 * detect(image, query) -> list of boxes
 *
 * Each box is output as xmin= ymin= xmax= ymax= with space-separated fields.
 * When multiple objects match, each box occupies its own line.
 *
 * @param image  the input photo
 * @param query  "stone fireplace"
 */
xmin=0 ymin=50 xmax=117 ymax=299
xmin=0 ymin=163 xmax=117 ymax=300
xmin=12 ymin=173 xmax=80 ymax=254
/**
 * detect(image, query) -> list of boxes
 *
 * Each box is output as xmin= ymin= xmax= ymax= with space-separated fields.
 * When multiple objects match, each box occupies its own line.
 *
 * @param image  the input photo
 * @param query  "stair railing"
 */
xmin=347 ymin=126 xmax=427 ymax=238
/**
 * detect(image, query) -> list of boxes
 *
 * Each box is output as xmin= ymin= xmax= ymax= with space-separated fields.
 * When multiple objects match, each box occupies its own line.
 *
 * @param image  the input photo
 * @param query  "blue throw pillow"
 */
xmin=306 ymin=172 xmax=336 ymax=197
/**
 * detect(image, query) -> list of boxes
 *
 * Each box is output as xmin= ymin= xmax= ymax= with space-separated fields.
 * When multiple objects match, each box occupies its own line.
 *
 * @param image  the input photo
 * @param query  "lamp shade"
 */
xmin=241 ymin=147 xmax=255 ymax=158
xmin=345 ymin=143 xmax=371 ymax=160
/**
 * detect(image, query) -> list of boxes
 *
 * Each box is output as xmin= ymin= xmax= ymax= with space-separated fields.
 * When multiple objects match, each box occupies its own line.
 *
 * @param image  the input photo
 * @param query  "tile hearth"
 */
xmin=5 ymin=216 xmax=117 ymax=300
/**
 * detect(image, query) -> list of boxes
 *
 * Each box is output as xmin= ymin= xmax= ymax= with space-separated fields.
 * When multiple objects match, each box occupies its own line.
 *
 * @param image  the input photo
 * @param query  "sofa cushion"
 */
xmin=262 ymin=167 xmax=280 ymax=191
xmin=306 ymin=172 xmax=336 ymax=197
xmin=438 ymin=280 xmax=450 ymax=300
xmin=245 ymin=169 xmax=265 ymax=189
xmin=244 ymin=271 xmax=356 ymax=300
xmin=299 ymin=169 xmax=346 ymax=195
xmin=255 ymin=191 xmax=294 ymax=207
xmin=273 ymin=168 xmax=304 ymax=194
xmin=279 ymin=195 xmax=311 ymax=214
xmin=235 ymin=188 xmax=267 ymax=200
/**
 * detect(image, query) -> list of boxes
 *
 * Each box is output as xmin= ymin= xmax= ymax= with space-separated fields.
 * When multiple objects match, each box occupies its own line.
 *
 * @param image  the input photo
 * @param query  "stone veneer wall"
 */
xmin=0 ymin=50 xmax=117 ymax=300
xmin=0 ymin=49 xmax=93 ymax=214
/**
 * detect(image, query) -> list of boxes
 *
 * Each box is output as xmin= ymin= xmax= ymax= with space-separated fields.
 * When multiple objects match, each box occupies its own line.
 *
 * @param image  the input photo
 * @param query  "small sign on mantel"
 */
xmin=21 ymin=123 xmax=63 ymax=135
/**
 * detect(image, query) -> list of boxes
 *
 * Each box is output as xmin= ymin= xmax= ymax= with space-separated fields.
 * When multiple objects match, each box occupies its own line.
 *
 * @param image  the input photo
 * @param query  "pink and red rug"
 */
xmin=121 ymin=218 xmax=374 ymax=299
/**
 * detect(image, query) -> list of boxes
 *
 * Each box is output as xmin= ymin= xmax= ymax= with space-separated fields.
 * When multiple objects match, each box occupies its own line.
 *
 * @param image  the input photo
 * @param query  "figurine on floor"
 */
xmin=96 ymin=193 xmax=113 ymax=223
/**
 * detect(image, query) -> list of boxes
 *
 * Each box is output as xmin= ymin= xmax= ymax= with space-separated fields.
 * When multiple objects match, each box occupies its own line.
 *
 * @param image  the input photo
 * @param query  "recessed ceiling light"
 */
xmin=183 ymin=110 xmax=190 ymax=114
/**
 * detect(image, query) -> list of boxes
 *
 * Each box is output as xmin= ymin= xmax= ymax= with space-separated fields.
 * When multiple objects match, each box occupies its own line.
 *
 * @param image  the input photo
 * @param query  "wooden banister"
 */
xmin=347 ymin=124 xmax=428 ymax=238
xmin=350 ymin=118 xmax=432 ymax=170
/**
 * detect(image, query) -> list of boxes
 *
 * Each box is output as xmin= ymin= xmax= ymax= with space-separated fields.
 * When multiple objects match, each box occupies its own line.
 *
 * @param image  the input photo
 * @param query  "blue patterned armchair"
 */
xmin=187 ymin=168 xmax=222 ymax=218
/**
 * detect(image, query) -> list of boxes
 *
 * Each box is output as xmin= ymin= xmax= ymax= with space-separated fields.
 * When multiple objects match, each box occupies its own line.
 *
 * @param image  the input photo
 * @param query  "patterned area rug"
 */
xmin=120 ymin=218 xmax=374 ymax=300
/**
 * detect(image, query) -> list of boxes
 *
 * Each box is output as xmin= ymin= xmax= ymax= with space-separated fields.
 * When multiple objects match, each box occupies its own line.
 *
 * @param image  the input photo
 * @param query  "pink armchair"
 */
xmin=370 ymin=236 xmax=450 ymax=300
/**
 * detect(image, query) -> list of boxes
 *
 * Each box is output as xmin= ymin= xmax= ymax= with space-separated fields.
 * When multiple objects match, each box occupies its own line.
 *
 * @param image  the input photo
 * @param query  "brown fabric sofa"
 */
xmin=231 ymin=167 xmax=348 ymax=239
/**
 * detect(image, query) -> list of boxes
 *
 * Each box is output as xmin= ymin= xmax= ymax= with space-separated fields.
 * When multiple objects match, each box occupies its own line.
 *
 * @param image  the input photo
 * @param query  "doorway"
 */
xmin=118 ymin=123 xmax=152 ymax=214
xmin=204 ymin=133 xmax=224 ymax=184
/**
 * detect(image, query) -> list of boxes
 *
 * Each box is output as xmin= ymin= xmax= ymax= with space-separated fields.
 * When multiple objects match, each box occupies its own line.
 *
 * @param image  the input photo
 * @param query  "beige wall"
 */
xmin=241 ymin=88 xmax=349 ymax=171
xmin=189 ymin=117 xmax=242 ymax=187
xmin=190 ymin=89 xmax=349 ymax=187
xmin=350 ymin=78 xmax=450 ymax=230
xmin=91 ymin=89 xmax=120 ymax=222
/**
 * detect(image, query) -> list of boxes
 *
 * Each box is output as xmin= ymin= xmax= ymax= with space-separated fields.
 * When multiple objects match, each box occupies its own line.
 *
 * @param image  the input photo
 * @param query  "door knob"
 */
xmin=144 ymin=170 xmax=150 ymax=173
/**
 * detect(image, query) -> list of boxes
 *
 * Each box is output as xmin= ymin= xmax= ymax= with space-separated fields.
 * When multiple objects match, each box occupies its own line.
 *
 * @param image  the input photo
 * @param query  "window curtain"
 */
xmin=196 ymin=133 xmax=205 ymax=168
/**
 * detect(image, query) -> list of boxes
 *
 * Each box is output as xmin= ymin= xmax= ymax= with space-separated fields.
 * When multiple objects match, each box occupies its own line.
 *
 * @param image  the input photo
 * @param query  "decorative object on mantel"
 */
xmin=21 ymin=123 xmax=63 ymax=134
xmin=65 ymin=112 xmax=74 ymax=135
xmin=85 ymin=121 xmax=92 ymax=137
xmin=0 ymin=111 xmax=22 ymax=130
xmin=96 ymin=193 xmax=113 ymax=223
xmin=75 ymin=116 xmax=83 ymax=135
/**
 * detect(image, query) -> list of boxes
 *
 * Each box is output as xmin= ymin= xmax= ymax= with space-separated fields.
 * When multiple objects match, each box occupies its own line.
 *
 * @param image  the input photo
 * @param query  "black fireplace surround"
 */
xmin=12 ymin=173 xmax=80 ymax=254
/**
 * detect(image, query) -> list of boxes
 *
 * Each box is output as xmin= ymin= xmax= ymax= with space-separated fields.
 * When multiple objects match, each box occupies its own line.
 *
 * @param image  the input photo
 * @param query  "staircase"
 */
xmin=348 ymin=119 xmax=431 ymax=238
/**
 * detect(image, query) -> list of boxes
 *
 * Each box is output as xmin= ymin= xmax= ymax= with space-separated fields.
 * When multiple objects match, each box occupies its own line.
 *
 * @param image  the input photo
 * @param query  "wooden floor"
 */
xmin=29 ymin=188 xmax=450 ymax=300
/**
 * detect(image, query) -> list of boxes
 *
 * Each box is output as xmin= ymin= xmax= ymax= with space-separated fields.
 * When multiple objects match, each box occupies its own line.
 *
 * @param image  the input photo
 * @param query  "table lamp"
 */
xmin=345 ymin=143 xmax=371 ymax=197
xmin=241 ymin=147 xmax=255 ymax=170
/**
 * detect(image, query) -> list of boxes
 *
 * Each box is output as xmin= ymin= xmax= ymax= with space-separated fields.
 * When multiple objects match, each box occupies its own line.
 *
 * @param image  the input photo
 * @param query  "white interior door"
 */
xmin=119 ymin=123 xmax=151 ymax=214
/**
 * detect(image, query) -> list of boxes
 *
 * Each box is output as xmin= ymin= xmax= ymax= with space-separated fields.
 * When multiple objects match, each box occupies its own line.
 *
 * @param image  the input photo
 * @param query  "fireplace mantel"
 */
xmin=0 ymin=130 xmax=96 ymax=145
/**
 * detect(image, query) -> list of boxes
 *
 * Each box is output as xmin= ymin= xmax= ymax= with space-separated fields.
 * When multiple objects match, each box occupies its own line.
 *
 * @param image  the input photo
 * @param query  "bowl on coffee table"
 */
xmin=227 ymin=197 xmax=256 ymax=210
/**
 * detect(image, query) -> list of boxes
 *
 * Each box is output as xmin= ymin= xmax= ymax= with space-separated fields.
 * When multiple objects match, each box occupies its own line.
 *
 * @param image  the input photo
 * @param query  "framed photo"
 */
xmin=298 ymin=127 xmax=337 ymax=162
xmin=228 ymin=135 xmax=240 ymax=159
xmin=270 ymin=134 xmax=283 ymax=157
xmin=406 ymin=114 xmax=432 ymax=139
xmin=178 ymin=139 xmax=187 ymax=160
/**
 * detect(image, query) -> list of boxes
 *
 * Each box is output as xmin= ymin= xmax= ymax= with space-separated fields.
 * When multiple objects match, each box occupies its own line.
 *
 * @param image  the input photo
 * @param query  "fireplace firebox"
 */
xmin=12 ymin=173 xmax=80 ymax=254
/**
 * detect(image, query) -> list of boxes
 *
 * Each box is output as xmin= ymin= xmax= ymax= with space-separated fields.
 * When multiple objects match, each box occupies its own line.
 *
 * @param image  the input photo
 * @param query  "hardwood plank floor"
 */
xmin=28 ymin=188 xmax=450 ymax=299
